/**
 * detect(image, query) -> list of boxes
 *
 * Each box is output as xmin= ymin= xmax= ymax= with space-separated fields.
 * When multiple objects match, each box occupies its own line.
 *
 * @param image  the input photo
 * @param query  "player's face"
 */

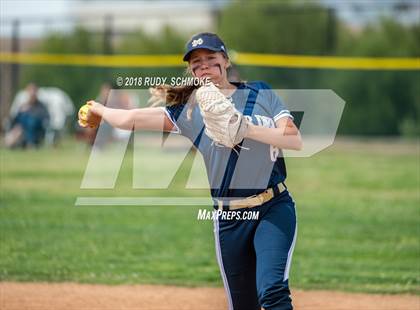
xmin=188 ymin=49 xmax=229 ymax=84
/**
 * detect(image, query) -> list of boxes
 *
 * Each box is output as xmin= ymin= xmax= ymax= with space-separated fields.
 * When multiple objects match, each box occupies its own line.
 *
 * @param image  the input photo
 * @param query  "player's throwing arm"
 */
xmin=77 ymin=100 xmax=176 ymax=132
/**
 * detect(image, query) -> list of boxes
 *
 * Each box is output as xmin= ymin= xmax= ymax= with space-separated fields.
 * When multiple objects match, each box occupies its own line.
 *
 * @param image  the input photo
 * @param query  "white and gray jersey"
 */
xmin=165 ymin=81 xmax=293 ymax=199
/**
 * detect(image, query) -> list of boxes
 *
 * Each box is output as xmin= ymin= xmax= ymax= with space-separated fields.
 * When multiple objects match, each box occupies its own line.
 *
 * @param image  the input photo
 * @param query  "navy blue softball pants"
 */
xmin=213 ymin=191 xmax=297 ymax=310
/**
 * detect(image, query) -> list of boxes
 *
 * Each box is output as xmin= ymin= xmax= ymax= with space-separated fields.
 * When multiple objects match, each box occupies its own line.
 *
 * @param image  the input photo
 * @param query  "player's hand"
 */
xmin=78 ymin=100 xmax=104 ymax=129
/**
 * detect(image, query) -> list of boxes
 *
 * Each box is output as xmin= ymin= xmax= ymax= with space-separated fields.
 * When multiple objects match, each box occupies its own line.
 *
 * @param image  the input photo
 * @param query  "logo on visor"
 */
xmin=192 ymin=38 xmax=203 ymax=47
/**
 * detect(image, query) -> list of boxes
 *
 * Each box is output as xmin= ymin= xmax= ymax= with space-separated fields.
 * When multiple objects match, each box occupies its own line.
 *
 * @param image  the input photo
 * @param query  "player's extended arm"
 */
xmin=245 ymin=117 xmax=303 ymax=151
xmin=81 ymin=100 xmax=175 ymax=132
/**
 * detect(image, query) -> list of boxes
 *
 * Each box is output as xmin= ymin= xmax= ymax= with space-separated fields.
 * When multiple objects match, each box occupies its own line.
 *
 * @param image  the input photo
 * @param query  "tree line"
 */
xmin=20 ymin=1 xmax=419 ymax=136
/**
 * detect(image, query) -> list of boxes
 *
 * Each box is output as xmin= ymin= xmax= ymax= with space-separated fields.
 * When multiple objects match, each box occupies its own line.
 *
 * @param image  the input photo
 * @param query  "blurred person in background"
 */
xmin=9 ymin=85 xmax=74 ymax=147
xmin=5 ymin=83 xmax=50 ymax=149
xmin=39 ymin=87 xmax=74 ymax=146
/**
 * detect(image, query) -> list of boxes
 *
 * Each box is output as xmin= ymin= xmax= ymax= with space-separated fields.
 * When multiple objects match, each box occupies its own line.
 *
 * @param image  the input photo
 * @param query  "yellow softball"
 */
xmin=78 ymin=104 xmax=95 ymax=128
xmin=79 ymin=104 xmax=90 ymax=120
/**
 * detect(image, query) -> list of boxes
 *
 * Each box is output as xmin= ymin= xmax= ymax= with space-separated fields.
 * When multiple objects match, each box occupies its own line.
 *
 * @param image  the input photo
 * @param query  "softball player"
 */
xmin=80 ymin=32 xmax=302 ymax=310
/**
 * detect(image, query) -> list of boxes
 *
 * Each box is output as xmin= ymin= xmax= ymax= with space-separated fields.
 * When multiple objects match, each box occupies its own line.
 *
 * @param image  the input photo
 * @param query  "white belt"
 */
xmin=216 ymin=182 xmax=287 ymax=211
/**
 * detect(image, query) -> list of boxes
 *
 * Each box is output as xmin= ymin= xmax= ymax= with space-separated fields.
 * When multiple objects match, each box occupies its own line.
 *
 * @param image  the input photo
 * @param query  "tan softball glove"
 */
xmin=195 ymin=82 xmax=249 ymax=148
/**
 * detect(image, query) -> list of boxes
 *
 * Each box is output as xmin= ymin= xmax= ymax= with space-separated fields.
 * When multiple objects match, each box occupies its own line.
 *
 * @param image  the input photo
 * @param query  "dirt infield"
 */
xmin=1 ymin=282 xmax=419 ymax=310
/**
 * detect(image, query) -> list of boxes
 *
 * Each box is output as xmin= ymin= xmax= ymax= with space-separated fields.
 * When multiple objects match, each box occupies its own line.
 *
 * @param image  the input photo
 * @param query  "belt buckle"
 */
xmin=260 ymin=190 xmax=272 ymax=204
xmin=244 ymin=190 xmax=272 ymax=207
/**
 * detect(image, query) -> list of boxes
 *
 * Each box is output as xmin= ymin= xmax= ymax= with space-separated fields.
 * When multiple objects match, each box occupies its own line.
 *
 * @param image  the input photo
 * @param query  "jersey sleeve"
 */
xmin=271 ymin=92 xmax=294 ymax=122
xmin=257 ymin=81 xmax=294 ymax=122
xmin=162 ymin=103 xmax=195 ymax=140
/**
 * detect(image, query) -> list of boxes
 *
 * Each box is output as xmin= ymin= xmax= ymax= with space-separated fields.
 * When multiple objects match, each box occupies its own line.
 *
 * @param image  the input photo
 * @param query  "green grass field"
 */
xmin=0 ymin=137 xmax=419 ymax=294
